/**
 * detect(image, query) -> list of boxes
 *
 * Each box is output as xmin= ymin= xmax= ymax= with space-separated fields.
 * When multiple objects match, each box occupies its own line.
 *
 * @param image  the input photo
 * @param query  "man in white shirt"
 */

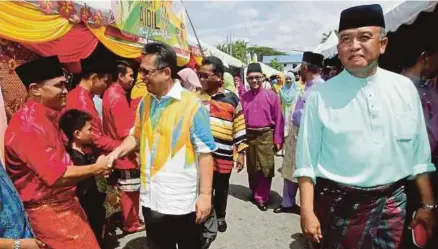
xmin=295 ymin=4 xmax=436 ymax=249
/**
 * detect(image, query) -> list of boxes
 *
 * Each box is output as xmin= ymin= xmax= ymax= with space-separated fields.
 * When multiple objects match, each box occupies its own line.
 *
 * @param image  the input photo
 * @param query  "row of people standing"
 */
xmin=0 ymin=54 xmax=146 ymax=249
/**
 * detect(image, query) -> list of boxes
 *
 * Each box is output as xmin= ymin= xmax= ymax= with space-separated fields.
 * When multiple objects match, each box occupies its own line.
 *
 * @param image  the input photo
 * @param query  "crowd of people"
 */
xmin=0 ymin=3 xmax=437 ymax=249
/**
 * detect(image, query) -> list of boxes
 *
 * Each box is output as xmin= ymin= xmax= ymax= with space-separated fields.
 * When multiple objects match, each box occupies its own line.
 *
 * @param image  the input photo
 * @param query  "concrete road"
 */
xmin=109 ymin=157 xmax=308 ymax=249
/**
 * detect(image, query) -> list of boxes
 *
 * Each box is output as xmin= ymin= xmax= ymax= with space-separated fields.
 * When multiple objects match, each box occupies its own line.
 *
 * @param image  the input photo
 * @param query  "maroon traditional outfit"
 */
xmin=102 ymin=83 xmax=142 ymax=233
xmin=66 ymin=85 xmax=120 ymax=154
xmin=5 ymin=100 xmax=99 ymax=249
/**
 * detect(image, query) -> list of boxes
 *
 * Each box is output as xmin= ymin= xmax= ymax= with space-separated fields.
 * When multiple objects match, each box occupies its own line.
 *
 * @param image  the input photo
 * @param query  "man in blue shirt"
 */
xmin=295 ymin=4 xmax=436 ymax=249
xmin=0 ymin=162 xmax=44 ymax=248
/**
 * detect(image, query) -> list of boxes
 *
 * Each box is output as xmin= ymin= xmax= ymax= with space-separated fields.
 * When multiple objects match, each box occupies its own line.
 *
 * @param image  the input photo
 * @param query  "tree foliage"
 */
xmin=247 ymin=46 xmax=286 ymax=62
xmin=268 ymin=58 xmax=284 ymax=71
xmin=216 ymin=40 xmax=286 ymax=64
xmin=216 ymin=40 xmax=248 ymax=62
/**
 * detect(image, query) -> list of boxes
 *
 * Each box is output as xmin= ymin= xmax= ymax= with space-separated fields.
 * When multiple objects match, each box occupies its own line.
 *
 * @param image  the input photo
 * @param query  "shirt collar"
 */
xmin=78 ymin=85 xmax=94 ymax=98
xmin=151 ymin=80 xmax=182 ymax=101
xmin=112 ymin=82 xmax=127 ymax=94
xmin=306 ymin=75 xmax=323 ymax=86
xmin=342 ymin=66 xmax=381 ymax=84
xmin=27 ymin=99 xmax=59 ymax=121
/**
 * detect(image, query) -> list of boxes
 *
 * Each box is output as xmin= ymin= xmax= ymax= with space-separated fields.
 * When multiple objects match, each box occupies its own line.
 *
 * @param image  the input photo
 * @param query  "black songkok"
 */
xmin=247 ymin=63 xmax=263 ymax=74
xmin=302 ymin=52 xmax=324 ymax=67
xmin=339 ymin=4 xmax=385 ymax=32
xmin=15 ymin=56 xmax=64 ymax=87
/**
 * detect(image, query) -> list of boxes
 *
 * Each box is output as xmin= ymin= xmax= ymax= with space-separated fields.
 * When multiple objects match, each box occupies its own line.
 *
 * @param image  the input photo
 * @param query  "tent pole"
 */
xmin=180 ymin=0 xmax=205 ymax=57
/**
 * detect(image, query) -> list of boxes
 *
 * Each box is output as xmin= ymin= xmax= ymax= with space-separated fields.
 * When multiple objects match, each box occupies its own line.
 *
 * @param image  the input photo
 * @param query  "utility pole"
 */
xmin=230 ymin=33 xmax=233 ymax=56
xmin=180 ymin=0 xmax=205 ymax=57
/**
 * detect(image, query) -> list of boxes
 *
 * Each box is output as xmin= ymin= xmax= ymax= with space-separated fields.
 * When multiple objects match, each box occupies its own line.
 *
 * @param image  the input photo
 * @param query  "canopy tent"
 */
xmin=313 ymin=30 xmax=339 ymax=59
xmin=380 ymin=2 xmax=438 ymax=72
xmin=187 ymin=34 xmax=244 ymax=68
xmin=314 ymin=1 xmax=438 ymax=58
xmin=0 ymin=0 xmax=193 ymax=66
xmin=259 ymin=63 xmax=281 ymax=77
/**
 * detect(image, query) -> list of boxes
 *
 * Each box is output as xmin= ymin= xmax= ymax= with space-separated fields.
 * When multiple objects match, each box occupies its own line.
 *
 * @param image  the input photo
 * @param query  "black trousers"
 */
xmin=142 ymin=207 xmax=201 ymax=249
xmin=213 ymin=171 xmax=232 ymax=219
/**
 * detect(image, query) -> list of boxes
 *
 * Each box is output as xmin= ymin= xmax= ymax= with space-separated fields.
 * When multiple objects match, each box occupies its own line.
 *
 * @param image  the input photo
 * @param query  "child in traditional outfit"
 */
xmin=59 ymin=109 xmax=119 ymax=248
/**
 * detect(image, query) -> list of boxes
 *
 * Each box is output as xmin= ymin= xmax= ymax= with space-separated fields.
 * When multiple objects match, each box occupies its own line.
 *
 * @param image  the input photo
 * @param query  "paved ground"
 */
xmin=108 ymin=157 xmax=308 ymax=249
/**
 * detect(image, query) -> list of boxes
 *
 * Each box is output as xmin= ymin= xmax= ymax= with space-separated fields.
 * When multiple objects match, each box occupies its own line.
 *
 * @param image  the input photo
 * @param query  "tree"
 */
xmin=216 ymin=40 xmax=287 ymax=64
xmin=247 ymin=46 xmax=287 ymax=62
xmin=268 ymin=58 xmax=284 ymax=71
xmin=216 ymin=40 xmax=248 ymax=62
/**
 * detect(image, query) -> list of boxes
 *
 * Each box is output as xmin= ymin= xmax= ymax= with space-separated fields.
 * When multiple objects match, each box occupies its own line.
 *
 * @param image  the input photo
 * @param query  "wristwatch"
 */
xmin=420 ymin=203 xmax=438 ymax=212
xmin=13 ymin=240 xmax=21 ymax=249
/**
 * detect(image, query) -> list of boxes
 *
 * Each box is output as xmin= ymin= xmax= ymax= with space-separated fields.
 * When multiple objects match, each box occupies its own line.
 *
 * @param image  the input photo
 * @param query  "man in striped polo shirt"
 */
xmin=197 ymin=56 xmax=248 ymax=248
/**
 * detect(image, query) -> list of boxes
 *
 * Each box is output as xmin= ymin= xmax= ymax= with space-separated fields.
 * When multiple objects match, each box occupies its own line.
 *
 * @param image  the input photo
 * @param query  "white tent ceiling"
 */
xmin=314 ymin=1 xmax=438 ymax=58
xmin=188 ymin=34 xmax=244 ymax=68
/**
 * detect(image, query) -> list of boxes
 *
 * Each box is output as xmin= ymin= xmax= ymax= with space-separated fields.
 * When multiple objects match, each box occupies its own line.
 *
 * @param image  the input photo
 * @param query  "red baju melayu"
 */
xmin=5 ymin=100 xmax=99 ymax=249
xmin=102 ymin=83 xmax=142 ymax=232
xmin=66 ymin=85 xmax=120 ymax=154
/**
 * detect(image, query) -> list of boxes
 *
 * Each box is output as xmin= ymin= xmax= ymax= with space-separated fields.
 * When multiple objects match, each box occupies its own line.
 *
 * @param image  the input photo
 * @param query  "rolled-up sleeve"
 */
xmin=293 ymin=91 xmax=323 ymax=183
xmin=190 ymin=106 xmax=218 ymax=154
xmin=411 ymin=90 xmax=436 ymax=177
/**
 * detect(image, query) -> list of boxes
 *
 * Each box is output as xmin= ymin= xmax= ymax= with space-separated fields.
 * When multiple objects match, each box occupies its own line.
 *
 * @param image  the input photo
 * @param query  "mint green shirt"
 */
xmin=294 ymin=67 xmax=435 ymax=187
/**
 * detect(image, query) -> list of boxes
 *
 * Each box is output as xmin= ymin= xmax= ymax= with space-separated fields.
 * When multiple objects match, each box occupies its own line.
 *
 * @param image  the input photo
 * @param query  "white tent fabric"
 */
xmin=314 ymin=1 xmax=438 ymax=58
xmin=243 ymin=62 xmax=281 ymax=85
xmin=313 ymin=30 xmax=339 ymax=58
xmin=188 ymin=34 xmax=244 ymax=68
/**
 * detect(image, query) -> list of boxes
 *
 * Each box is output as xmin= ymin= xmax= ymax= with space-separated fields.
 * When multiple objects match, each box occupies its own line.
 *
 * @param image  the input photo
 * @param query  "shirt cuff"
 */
xmin=274 ymin=135 xmax=284 ymax=145
xmin=412 ymin=163 xmax=436 ymax=177
xmin=237 ymin=143 xmax=248 ymax=153
xmin=196 ymin=144 xmax=218 ymax=154
xmin=293 ymin=167 xmax=316 ymax=184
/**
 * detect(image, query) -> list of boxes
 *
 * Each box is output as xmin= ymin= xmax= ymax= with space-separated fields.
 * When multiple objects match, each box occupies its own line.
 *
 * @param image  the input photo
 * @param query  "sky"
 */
xmin=86 ymin=0 xmax=403 ymax=54
xmin=183 ymin=0 xmax=403 ymax=54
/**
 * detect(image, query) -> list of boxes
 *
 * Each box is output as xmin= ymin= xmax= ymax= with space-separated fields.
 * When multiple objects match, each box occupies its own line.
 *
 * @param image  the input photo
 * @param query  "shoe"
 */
xmin=273 ymin=205 xmax=300 ymax=214
xmin=256 ymin=203 xmax=268 ymax=211
xmin=122 ymin=224 xmax=146 ymax=235
xmin=201 ymin=237 xmax=216 ymax=249
xmin=218 ymin=219 xmax=227 ymax=232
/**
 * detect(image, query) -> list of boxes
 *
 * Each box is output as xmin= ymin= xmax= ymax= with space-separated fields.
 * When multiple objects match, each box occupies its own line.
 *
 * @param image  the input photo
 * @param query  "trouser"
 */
xmin=248 ymin=170 xmax=272 ymax=205
xmin=120 ymin=190 xmax=142 ymax=232
xmin=143 ymin=207 xmax=201 ymax=249
xmin=113 ymin=168 xmax=142 ymax=232
xmin=281 ymin=179 xmax=298 ymax=207
xmin=314 ymin=178 xmax=407 ymax=249
xmin=202 ymin=171 xmax=232 ymax=239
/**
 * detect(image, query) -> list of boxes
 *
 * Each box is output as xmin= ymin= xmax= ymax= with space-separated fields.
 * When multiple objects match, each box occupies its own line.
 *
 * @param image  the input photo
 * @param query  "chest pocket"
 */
xmin=393 ymin=112 xmax=417 ymax=142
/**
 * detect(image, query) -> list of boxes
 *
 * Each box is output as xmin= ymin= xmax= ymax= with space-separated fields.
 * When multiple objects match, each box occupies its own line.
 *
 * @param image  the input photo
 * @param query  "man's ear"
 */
xmin=73 ymin=130 xmax=81 ymax=140
xmin=163 ymin=67 xmax=172 ymax=79
xmin=89 ymin=73 xmax=98 ymax=83
xmin=28 ymin=83 xmax=41 ymax=97
xmin=380 ymin=37 xmax=389 ymax=54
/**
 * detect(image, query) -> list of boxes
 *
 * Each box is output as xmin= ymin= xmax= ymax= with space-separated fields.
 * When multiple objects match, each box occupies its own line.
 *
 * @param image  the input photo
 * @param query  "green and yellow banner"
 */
xmin=111 ymin=0 xmax=189 ymax=56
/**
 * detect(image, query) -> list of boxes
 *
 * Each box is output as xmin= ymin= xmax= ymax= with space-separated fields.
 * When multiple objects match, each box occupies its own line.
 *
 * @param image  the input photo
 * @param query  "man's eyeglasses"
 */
xmin=197 ymin=72 xmax=217 ymax=80
xmin=247 ymin=76 xmax=264 ymax=82
xmin=138 ymin=67 xmax=165 ymax=76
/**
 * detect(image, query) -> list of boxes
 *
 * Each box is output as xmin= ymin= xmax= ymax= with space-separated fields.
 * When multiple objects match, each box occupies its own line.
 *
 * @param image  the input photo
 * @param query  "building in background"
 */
xmin=262 ymin=54 xmax=303 ymax=72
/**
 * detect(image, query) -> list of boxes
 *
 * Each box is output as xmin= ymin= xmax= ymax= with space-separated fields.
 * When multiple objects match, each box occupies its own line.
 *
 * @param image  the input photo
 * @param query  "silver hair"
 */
xmin=380 ymin=28 xmax=387 ymax=39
